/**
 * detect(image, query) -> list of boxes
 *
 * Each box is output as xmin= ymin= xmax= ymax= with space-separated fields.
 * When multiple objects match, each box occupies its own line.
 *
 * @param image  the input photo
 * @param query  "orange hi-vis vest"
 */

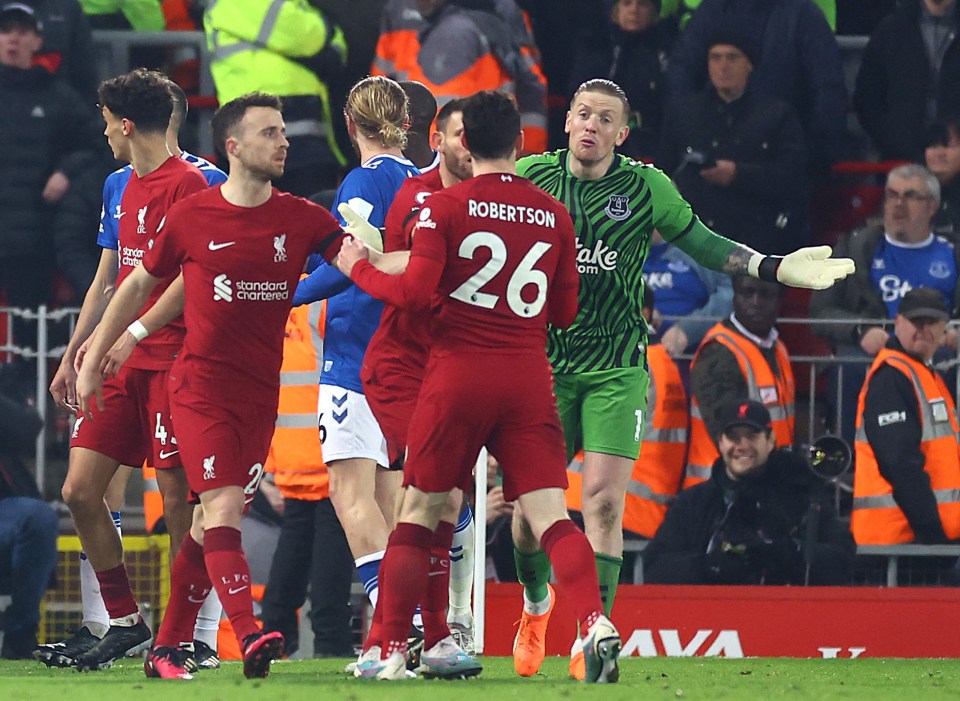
xmin=851 ymin=348 xmax=960 ymax=545
xmin=565 ymin=344 xmax=688 ymax=538
xmin=264 ymin=298 xmax=329 ymax=501
xmin=685 ymin=322 xmax=795 ymax=489
xmin=371 ymin=0 xmax=547 ymax=153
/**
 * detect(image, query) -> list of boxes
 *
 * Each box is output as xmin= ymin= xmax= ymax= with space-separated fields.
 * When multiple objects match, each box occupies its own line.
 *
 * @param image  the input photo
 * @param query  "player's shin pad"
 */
xmin=337 ymin=202 xmax=384 ymax=253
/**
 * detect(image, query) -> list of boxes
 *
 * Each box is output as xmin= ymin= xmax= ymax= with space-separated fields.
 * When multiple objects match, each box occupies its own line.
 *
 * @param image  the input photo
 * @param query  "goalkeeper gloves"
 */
xmin=337 ymin=202 xmax=384 ymax=253
xmin=749 ymin=245 xmax=855 ymax=290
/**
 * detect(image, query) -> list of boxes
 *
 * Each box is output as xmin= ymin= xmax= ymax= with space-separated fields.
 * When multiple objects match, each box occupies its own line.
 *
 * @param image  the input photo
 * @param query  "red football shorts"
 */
xmin=362 ymin=359 xmax=424 ymax=469
xmin=71 ymin=365 xmax=180 ymax=469
xmin=403 ymin=351 xmax=568 ymax=502
xmin=170 ymin=389 xmax=276 ymax=503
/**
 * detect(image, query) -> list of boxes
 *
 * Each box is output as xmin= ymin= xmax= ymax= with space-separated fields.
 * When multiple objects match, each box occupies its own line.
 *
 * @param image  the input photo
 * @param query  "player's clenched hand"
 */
xmin=100 ymin=331 xmax=138 ymax=379
xmin=777 ymin=246 xmax=856 ymax=290
xmin=337 ymin=202 xmax=384 ymax=253
xmin=76 ymin=363 xmax=104 ymax=421
xmin=50 ymin=358 xmax=79 ymax=414
xmin=335 ymin=236 xmax=370 ymax=277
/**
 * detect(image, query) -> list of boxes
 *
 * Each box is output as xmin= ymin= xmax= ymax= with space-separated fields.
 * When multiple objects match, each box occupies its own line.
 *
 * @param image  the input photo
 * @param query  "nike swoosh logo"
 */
xmin=208 ymin=241 xmax=236 ymax=251
xmin=159 ymin=450 xmax=179 ymax=459
xmin=114 ymin=211 xmax=126 ymax=219
xmin=228 ymin=585 xmax=248 ymax=595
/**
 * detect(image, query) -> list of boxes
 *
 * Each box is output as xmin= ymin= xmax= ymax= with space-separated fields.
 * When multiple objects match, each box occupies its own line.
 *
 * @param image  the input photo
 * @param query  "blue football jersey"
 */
xmin=317 ymin=153 xmax=419 ymax=393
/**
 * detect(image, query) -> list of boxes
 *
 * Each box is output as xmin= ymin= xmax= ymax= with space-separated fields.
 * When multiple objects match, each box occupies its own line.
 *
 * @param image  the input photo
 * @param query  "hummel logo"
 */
xmin=227 ymin=585 xmax=249 ymax=595
xmin=208 ymin=241 xmax=236 ymax=251
xmin=158 ymin=449 xmax=179 ymax=459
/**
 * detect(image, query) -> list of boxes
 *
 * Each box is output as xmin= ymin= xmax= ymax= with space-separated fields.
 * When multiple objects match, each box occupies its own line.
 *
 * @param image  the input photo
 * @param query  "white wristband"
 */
xmin=747 ymin=252 xmax=764 ymax=278
xmin=127 ymin=320 xmax=149 ymax=342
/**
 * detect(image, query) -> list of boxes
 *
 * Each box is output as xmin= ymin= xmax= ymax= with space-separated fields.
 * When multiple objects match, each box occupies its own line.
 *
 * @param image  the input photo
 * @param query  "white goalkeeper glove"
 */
xmin=748 ymin=246 xmax=855 ymax=290
xmin=337 ymin=202 xmax=384 ymax=253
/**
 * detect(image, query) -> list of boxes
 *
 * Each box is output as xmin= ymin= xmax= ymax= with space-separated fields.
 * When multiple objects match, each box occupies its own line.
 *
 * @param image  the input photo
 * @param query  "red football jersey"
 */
xmin=354 ymin=172 xmax=579 ymax=355
xmin=366 ymin=168 xmax=445 ymax=375
xmin=117 ymin=156 xmax=207 ymax=370
xmin=142 ymin=186 xmax=343 ymax=406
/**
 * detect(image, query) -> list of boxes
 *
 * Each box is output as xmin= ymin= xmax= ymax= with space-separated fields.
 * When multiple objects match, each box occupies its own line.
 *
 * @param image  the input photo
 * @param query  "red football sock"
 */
xmin=422 ymin=521 xmax=454 ymax=649
xmin=204 ymin=526 xmax=260 ymax=643
xmin=380 ymin=523 xmax=432 ymax=659
xmin=156 ymin=534 xmax=211 ymax=648
xmin=541 ymin=520 xmax=604 ymax=637
xmin=96 ymin=564 xmax=140 ymax=620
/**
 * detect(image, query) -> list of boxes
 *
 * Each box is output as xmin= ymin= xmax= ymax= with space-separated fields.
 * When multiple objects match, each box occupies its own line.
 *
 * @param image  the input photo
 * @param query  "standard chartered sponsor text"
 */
xmin=237 ymin=279 xmax=289 ymax=301
xmin=468 ymin=198 xmax=556 ymax=228
xmin=121 ymin=246 xmax=145 ymax=268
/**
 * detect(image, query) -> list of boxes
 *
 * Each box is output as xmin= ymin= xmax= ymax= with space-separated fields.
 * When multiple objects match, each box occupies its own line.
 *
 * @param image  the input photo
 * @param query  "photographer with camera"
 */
xmin=645 ymin=399 xmax=855 ymax=586
xmin=657 ymin=26 xmax=809 ymax=255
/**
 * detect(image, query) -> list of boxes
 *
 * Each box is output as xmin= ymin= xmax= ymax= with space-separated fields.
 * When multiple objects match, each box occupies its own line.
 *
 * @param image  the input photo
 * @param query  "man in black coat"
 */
xmin=658 ymin=30 xmax=809 ymax=255
xmin=0 ymin=365 xmax=58 ymax=659
xmin=644 ymin=399 xmax=855 ymax=586
xmin=854 ymin=0 xmax=960 ymax=163
xmin=0 ymin=3 xmax=102 ymax=350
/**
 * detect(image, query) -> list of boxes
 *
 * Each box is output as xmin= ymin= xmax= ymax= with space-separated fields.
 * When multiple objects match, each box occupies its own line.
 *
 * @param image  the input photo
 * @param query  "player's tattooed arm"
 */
xmin=721 ymin=243 xmax=761 ymax=277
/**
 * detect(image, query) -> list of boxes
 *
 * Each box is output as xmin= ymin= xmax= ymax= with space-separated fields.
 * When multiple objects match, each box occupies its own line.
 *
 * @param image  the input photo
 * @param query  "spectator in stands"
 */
xmin=260 ymin=300 xmax=354 ymax=658
xmin=665 ymin=0 xmax=847 ymax=174
xmin=686 ymin=276 xmax=796 ymax=488
xmin=371 ymin=0 xmax=548 ymax=154
xmin=22 ymin=0 xmax=96 ymax=98
xmin=204 ymin=0 xmax=349 ymax=195
xmin=567 ymin=0 xmax=677 ymax=161
xmin=77 ymin=0 xmax=163 ymax=29
xmin=925 ymin=116 xmax=960 ymax=239
xmin=853 ymin=0 xmax=960 ymax=163
xmin=644 ymin=398 xmax=855 ymax=585
xmin=810 ymin=164 xmax=960 ymax=443
xmin=0 ymin=3 xmax=101 ymax=355
xmin=0 ymin=371 xmax=58 ymax=659
xmin=852 ymin=287 xmax=960 ymax=545
xmin=643 ymin=229 xmax=733 ymax=356
xmin=658 ymin=30 xmax=809 ymax=255
xmin=663 ymin=0 xmax=837 ymax=31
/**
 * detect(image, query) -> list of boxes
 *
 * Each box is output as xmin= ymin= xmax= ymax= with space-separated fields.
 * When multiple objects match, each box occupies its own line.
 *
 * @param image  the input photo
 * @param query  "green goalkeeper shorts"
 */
xmin=553 ymin=365 xmax=649 ymax=462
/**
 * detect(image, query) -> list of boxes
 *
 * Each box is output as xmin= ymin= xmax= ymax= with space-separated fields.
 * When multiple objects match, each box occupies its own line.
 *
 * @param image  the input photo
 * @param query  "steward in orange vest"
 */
xmin=566 ymin=341 xmax=687 ymax=538
xmin=371 ymin=0 xmax=548 ymax=154
xmin=687 ymin=278 xmax=795 ymax=489
xmin=259 ymin=298 xmax=355 ymax=658
xmin=852 ymin=288 xmax=960 ymax=545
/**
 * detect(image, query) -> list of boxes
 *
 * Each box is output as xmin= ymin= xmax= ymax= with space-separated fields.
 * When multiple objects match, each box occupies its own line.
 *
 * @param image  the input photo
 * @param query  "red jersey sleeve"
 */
xmin=349 ymin=200 xmax=449 ymax=310
xmin=547 ymin=207 xmax=579 ymax=329
xmin=309 ymin=202 xmax=348 ymax=263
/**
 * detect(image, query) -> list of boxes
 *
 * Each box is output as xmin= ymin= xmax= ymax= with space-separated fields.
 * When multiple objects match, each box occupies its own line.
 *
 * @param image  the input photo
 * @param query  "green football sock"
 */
xmin=514 ymin=548 xmax=552 ymax=604
xmin=595 ymin=553 xmax=623 ymax=617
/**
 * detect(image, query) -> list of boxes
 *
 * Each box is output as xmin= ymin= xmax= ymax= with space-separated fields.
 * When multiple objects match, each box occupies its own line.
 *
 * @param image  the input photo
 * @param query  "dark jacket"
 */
xmin=658 ymin=85 xmax=808 ymax=255
xmin=0 ymin=65 xmax=102 ymax=260
xmin=853 ymin=1 xmax=960 ymax=162
xmin=568 ymin=18 xmax=678 ymax=160
xmin=809 ymin=224 xmax=960 ymax=348
xmin=26 ymin=0 xmax=98 ymax=99
xmin=0 ymin=385 xmax=43 ymax=501
xmin=644 ymin=448 xmax=855 ymax=585
xmin=665 ymin=0 xmax=847 ymax=171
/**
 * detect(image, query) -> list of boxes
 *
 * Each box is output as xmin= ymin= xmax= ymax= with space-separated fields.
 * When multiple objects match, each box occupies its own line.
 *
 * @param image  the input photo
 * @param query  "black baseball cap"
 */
xmin=0 ymin=3 xmax=41 ymax=32
xmin=718 ymin=399 xmax=772 ymax=435
xmin=897 ymin=287 xmax=950 ymax=322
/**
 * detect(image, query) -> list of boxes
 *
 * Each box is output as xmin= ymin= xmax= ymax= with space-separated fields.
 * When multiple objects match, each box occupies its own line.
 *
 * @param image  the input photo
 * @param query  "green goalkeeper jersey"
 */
xmin=518 ymin=150 xmax=734 ymax=374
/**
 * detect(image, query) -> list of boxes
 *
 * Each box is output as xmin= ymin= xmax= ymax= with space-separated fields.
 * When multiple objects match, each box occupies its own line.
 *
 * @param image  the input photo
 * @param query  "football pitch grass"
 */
xmin=3 ymin=656 xmax=960 ymax=700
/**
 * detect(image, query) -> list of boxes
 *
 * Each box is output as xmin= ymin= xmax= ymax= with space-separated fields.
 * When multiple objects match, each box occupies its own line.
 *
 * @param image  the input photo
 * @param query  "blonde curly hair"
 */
xmin=345 ymin=75 xmax=409 ymax=149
